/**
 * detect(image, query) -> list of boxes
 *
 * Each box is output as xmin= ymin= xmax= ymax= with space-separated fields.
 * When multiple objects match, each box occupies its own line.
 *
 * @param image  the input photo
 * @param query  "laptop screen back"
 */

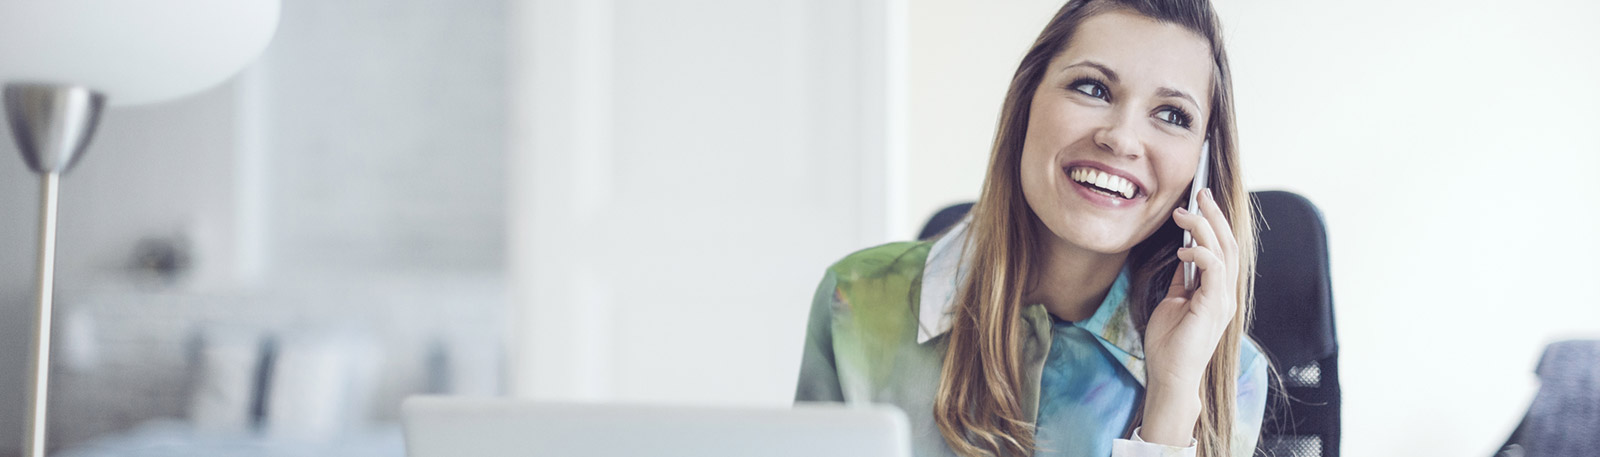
xmin=402 ymin=397 xmax=912 ymax=457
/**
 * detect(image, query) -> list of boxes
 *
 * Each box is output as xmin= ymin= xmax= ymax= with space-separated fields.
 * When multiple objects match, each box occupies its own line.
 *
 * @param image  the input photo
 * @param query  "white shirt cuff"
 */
xmin=1110 ymin=427 xmax=1197 ymax=457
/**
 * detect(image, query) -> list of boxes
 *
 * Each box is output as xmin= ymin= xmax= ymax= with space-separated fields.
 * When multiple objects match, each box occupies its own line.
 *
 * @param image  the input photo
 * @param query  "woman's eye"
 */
xmin=1071 ymin=81 xmax=1107 ymax=100
xmin=1156 ymin=108 xmax=1192 ymax=128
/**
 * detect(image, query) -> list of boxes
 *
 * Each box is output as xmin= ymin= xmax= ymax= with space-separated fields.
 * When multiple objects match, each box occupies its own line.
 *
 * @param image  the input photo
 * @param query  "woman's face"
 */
xmin=1020 ymin=10 xmax=1214 ymax=255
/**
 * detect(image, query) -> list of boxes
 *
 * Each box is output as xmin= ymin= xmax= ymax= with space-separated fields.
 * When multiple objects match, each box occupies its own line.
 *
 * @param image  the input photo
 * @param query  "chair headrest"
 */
xmin=1250 ymin=190 xmax=1338 ymax=365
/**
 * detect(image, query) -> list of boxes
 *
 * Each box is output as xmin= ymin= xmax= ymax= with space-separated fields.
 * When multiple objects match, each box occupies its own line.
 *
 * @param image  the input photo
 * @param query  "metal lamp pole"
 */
xmin=4 ymin=82 xmax=106 ymax=457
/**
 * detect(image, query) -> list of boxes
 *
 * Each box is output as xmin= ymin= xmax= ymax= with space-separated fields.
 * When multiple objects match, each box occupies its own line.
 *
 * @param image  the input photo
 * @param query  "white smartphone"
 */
xmin=1183 ymin=140 xmax=1210 ymax=292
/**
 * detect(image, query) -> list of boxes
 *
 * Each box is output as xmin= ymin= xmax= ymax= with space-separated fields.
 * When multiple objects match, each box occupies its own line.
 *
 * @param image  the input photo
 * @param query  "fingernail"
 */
xmin=1203 ymin=188 xmax=1214 ymax=200
xmin=1175 ymin=207 xmax=1188 ymax=215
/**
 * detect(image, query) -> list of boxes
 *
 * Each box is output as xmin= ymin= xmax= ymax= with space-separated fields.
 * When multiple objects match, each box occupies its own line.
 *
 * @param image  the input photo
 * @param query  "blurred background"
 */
xmin=0 ymin=0 xmax=1596 ymax=456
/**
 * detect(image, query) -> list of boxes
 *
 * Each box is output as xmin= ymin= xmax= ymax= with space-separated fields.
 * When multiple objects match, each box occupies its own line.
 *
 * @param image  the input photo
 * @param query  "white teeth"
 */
xmin=1068 ymin=167 xmax=1137 ymax=199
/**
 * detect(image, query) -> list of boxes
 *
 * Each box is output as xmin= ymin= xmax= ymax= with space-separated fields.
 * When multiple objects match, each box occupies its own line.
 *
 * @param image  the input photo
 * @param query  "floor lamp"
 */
xmin=0 ymin=3 xmax=279 ymax=456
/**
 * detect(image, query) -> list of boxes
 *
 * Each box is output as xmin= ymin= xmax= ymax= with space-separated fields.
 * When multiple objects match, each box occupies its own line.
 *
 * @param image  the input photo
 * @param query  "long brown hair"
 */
xmin=930 ymin=1 xmax=1255 ymax=456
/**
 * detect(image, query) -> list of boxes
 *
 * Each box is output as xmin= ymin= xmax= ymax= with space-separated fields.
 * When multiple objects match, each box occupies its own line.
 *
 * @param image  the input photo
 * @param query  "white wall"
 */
xmin=507 ymin=0 xmax=902 ymax=405
xmin=905 ymin=0 xmax=1064 ymax=234
xmin=257 ymin=0 xmax=507 ymax=274
xmin=908 ymin=0 xmax=1600 ymax=456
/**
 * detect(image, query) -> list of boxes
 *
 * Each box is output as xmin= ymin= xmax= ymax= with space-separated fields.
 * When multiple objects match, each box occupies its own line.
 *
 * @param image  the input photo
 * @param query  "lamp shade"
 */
xmin=0 ymin=0 xmax=280 ymax=106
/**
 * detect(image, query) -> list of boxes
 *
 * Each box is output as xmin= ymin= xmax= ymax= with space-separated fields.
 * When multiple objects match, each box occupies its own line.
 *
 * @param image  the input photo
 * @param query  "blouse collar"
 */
xmin=916 ymin=216 xmax=1149 ymax=385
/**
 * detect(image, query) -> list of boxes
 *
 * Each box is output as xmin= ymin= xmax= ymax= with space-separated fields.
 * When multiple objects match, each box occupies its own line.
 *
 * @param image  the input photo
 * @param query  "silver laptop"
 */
xmin=402 ymin=396 xmax=912 ymax=457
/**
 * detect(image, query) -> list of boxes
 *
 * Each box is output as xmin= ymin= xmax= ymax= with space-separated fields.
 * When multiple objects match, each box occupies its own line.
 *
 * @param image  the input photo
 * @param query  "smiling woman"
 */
xmin=795 ymin=1 xmax=1263 ymax=457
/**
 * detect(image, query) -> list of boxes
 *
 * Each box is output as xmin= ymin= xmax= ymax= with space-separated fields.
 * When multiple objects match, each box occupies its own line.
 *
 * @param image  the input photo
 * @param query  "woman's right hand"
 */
xmin=1139 ymin=189 xmax=1241 ymax=446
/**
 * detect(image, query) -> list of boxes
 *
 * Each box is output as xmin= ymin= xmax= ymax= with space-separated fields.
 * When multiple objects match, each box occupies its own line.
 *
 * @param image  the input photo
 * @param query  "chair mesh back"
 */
xmin=1251 ymin=191 xmax=1340 ymax=457
xmin=1259 ymin=434 xmax=1323 ymax=457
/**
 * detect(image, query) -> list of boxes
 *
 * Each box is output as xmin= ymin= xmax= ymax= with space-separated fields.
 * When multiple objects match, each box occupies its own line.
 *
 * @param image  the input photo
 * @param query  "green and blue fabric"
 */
xmin=795 ymin=219 xmax=1268 ymax=457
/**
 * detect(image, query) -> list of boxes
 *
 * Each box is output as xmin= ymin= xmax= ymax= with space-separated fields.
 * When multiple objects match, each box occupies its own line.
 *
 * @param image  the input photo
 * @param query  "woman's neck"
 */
xmin=1023 ymin=234 xmax=1127 ymax=323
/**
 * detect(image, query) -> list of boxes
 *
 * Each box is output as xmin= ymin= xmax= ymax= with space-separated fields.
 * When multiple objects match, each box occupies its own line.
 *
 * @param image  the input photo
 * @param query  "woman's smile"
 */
xmin=1062 ymin=160 xmax=1148 ymax=209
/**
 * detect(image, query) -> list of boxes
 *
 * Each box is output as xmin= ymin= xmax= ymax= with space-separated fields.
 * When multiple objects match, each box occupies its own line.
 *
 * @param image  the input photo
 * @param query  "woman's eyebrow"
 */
xmin=1157 ymin=87 xmax=1198 ymax=109
xmin=1062 ymin=60 xmax=1118 ymax=83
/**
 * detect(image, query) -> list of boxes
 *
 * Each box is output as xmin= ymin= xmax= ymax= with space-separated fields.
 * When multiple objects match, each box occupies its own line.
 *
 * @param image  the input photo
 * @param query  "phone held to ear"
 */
xmin=1182 ymin=140 xmax=1210 ymax=292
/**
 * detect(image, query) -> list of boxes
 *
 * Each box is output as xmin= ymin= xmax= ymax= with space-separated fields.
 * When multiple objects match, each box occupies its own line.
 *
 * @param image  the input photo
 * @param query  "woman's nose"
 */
xmin=1092 ymin=109 xmax=1144 ymax=159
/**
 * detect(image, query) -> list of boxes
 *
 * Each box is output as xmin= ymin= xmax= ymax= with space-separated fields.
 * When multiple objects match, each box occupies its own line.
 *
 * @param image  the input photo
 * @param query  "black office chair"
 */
xmin=917 ymin=190 xmax=1340 ymax=457
xmin=1496 ymin=339 xmax=1600 ymax=457
xmin=1250 ymin=191 xmax=1340 ymax=457
xmin=918 ymin=202 xmax=975 ymax=240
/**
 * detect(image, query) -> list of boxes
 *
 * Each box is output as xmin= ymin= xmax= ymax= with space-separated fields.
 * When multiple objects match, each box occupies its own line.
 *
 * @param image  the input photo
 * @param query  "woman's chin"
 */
xmin=1041 ymin=222 xmax=1139 ymax=257
xmin=1071 ymin=237 xmax=1137 ymax=256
